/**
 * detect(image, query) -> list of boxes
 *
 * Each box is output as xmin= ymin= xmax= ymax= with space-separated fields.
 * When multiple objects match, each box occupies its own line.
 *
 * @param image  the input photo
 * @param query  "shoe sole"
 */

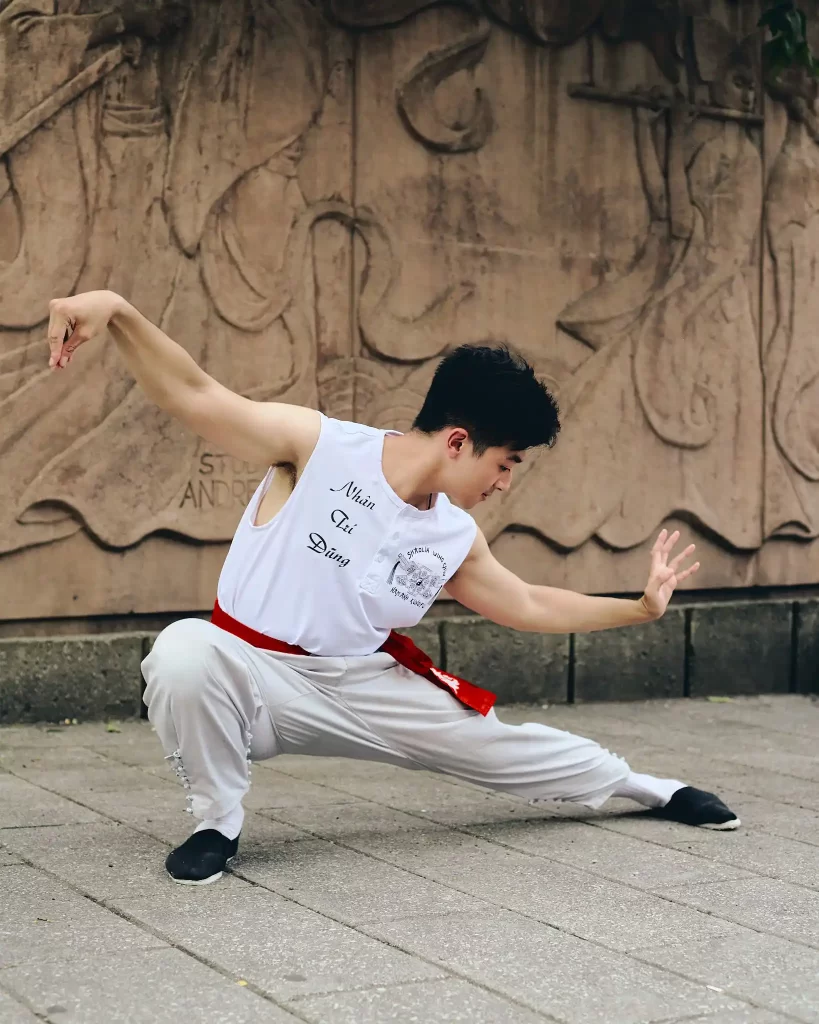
xmin=700 ymin=817 xmax=741 ymax=831
xmin=167 ymin=855 xmax=236 ymax=886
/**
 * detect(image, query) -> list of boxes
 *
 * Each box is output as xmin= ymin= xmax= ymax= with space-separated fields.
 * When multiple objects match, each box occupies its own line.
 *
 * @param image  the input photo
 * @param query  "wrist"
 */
xmin=637 ymin=595 xmax=658 ymax=622
xmin=107 ymin=291 xmax=132 ymax=326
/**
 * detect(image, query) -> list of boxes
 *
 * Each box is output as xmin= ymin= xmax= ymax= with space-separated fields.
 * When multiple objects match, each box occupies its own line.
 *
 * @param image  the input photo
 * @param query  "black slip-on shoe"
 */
xmin=166 ymin=829 xmax=240 ymax=885
xmin=653 ymin=787 xmax=740 ymax=830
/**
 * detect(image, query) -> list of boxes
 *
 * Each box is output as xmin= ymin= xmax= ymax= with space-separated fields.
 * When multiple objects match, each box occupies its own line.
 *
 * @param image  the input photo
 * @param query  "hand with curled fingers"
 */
xmin=47 ymin=291 xmax=123 ymax=370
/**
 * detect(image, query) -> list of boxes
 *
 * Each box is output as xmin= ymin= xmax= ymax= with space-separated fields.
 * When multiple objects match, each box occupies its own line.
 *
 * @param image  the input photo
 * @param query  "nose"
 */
xmin=496 ymin=473 xmax=512 ymax=493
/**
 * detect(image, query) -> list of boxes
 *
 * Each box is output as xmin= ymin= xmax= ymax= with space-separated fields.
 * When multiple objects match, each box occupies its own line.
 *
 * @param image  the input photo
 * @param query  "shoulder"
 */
xmin=436 ymin=495 xmax=479 ymax=541
xmin=325 ymin=417 xmax=386 ymax=440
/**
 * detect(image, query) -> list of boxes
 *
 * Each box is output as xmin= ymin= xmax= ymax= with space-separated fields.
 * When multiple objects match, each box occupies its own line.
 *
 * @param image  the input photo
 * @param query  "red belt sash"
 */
xmin=211 ymin=600 xmax=496 ymax=716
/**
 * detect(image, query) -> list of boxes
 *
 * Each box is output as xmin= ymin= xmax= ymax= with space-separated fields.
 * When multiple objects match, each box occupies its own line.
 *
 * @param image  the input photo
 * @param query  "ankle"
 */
xmin=194 ymin=803 xmax=245 ymax=841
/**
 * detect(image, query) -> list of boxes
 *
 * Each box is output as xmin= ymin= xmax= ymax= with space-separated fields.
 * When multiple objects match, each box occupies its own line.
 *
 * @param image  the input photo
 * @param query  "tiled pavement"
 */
xmin=0 ymin=695 xmax=817 ymax=1023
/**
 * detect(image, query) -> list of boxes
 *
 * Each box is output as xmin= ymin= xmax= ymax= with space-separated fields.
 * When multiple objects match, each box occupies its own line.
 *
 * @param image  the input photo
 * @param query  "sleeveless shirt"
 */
xmin=216 ymin=415 xmax=478 ymax=656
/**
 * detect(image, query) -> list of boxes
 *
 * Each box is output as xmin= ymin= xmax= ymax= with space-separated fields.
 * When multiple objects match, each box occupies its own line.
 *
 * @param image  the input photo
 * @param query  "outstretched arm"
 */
xmin=46 ymin=290 xmax=320 ymax=468
xmin=446 ymin=528 xmax=699 ymax=633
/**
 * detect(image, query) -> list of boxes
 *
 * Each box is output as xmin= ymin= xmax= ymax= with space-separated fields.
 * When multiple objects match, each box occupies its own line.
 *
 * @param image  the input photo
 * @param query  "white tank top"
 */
xmin=216 ymin=415 xmax=478 ymax=656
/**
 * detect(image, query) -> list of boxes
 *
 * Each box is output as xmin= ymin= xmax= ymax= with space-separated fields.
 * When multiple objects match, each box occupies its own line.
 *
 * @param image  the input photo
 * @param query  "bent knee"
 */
xmin=142 ymin=618 xmax=221 ymax=697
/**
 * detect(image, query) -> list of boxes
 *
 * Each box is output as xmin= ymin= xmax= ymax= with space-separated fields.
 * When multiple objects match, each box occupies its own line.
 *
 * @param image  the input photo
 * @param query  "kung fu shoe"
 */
xmin=165 ymin=829 xmax=240 ymax=885
xmin=654 ymin=787 xmax=740 ymax=830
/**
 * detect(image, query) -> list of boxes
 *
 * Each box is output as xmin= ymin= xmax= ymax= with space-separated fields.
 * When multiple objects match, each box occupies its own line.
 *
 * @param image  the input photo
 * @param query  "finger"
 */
xmin=47 ymin=303 xmax=69 ymax=368
xmin=58 ymin=325 xmax=84 ymax=368
xmin=675 ymin=562 xmax=700 ymax=583
xmin=668 ymin=543 xmax=696 ymax=572
xmin=651 ymin=529 xmax=668 ymax=556
xmin=662 ymin=529 xmax=681 ymax=555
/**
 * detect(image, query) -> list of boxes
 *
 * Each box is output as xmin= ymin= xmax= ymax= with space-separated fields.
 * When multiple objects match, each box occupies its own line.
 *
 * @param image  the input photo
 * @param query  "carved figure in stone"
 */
xmin=4 ymin=0 xmax=330 ymax=548
xmin=0 ymin=0 xmax=187 ymax=554
xmin=327 ymin=0 xmax=685 ymax=151
xmin=1 ymin=0 xmax=474 ymax=552
xmin=480 ymin=21 xmax=764 ymax=552
xmin=763 ymin=64 xmax=819 ymax=539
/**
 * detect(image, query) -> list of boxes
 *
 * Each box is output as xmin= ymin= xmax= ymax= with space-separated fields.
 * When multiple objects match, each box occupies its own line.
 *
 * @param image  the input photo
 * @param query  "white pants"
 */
xmin=141 ymin=618 xmax=630 ymax=823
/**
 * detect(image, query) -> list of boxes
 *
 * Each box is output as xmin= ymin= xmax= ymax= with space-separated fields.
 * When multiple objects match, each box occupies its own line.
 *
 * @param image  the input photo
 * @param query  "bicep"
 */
xmin=177 ymin=382 xmax=322 ymax=469
xmin=447 ymin=531 xmax=533 ymax=628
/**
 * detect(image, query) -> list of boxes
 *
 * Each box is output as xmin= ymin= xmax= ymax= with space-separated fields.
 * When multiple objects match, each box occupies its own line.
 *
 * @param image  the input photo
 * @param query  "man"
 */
xmin=46 ymin=290 xmax=740 ymax=886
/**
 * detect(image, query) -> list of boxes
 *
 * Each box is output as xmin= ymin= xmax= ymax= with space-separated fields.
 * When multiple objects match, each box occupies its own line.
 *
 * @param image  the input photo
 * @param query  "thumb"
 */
xmin=57 ymin=326 xmax=83 ymax=368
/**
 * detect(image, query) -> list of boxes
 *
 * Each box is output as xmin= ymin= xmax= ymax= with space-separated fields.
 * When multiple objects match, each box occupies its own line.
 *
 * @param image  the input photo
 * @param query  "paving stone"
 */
xmin=235 ymin=836 xmax=488 ymax=925
xmin=465 ymin=817 xmax=753 ymax=891
xmin=1 ymin=947 xmax=299 ymax=1024
xmin=0 ymin=865 xmax=166 ymax=968
xmin=8 ymin=766 xmax=191 ymax=836
xmin=0 ymin=745 xmax=111 ymax=772
xmin=639 ymin=695 xmax=819 ymax=739
xmin=109 ymin=886 xmax=447 ymax=1001
xmin=689 ymin=603 xmax=792 ymax=697
xmin=689 ymin=765 xmax=819 ymax=811
xmin=292 ymin=977 xmax=545 ymax=1023
xmin=574 ymin=608 xmax=686 ymax=702
xmin=722 ymin=748 xmax=819 ymax=782
xmin=302 ymin=823 xmax=737 ymax=952
xmin=636 ymin=928 xmax=819 ymax=1022
xmin=667 ymin=828 xmax=819 ymax=891
xmin=663 ymin=1012 xmax=790 ymax=1024
xmin=442 ymin=618 xmax=569 ymax=704
xmin=0 ymin=774 xmax=101 ymax=828
xmin=1 ymin=695 xmax=816 ymax=1022
xmin=11 ymin=764 xmax=179 ymax=797
xmin=655 ymin=876 xmax=819 ymax=947
xmin=583 ymin=787 xmax=819 ymax=851
xmin=263 ymin=797 xmax=556 ymax=858
xmin=0 ymin=842 xmax=24 ymax=865
xmin=0 ymin=990 xmax=40 ymax=1024
xmin=0 ymin=634 xmax=146 ymax=724
xmin=796 ymin=598 xmax=819 ymax=695
xmin=268 ymin=762 xmax=493 ymax=816
xmin=239 ymin=765 xmax=370 ymax=811
xmin=0 ymin=822 xmax=176 ymax=899
xmin=363 ymin=909 xmax=741 ymax=1024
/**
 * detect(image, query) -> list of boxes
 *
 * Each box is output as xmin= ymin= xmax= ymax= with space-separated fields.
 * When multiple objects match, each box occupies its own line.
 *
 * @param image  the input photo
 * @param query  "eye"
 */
xmin=499 ymin=465 xmax=510 ymax=473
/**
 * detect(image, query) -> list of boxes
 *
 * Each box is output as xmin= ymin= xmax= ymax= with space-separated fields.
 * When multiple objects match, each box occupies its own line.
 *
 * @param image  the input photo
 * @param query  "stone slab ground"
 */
xmin=0 ymin=695 xmax=817 ymax=1024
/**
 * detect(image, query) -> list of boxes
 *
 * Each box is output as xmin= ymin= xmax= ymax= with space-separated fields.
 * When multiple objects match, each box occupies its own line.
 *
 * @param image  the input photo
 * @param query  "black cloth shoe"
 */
xmin=654 ymin=787 xmax=740 ymax=830
xmin=166 ymin=829 xmax=240 ymax=885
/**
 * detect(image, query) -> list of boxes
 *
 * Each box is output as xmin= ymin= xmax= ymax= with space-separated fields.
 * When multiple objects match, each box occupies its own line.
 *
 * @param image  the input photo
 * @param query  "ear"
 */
xmin=445 ymin=428 xmax=469 ymax=458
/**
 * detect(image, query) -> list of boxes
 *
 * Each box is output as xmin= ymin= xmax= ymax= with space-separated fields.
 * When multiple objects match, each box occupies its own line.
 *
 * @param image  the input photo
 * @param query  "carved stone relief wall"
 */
xmin=1 ymin=0 xmax=817 ymax=619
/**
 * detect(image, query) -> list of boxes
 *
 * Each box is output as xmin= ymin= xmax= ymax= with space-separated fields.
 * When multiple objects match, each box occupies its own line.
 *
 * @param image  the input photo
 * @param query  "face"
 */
xmin=711 ymin=66 xmax=756 ymax=112
xmin=266 ymin=138 xmax=305 ymax=178
xmin=443 ymin=430 xmax=524 ymax=509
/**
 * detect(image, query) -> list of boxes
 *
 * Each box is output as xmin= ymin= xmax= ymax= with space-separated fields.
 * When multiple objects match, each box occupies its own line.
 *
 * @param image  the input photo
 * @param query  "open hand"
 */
xmin=641 ymin=528 xmax=699 ymax=619
xmin=47 ymin=291 xmax=122 ymax=369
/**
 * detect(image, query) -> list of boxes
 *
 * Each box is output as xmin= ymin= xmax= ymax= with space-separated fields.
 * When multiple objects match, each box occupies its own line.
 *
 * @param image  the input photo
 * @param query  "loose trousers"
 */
xmin=141 ymin=618 xmax=630 ymax=822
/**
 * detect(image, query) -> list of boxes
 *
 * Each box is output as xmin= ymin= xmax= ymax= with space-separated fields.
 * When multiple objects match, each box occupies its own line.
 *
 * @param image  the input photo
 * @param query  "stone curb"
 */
xmin=0 ymin=599 xmax=816 ymax=723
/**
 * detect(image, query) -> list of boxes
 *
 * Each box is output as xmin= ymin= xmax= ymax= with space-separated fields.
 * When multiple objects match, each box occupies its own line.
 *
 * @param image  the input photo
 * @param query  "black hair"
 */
xmin=412 ymin=344 xmax=560 ymax=454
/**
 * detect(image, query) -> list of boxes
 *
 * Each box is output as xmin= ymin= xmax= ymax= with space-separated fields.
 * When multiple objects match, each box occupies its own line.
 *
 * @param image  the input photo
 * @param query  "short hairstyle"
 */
xmin=412 ymin=344 xmax=560 ymax=454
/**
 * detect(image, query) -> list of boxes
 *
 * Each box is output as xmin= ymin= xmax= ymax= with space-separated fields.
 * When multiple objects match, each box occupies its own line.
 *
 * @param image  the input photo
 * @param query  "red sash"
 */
xmin=211 ymin=600 xmax=496 ymax=716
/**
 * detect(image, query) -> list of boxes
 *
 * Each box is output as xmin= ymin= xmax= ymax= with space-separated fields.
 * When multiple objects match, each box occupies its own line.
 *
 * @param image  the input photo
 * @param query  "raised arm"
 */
xmin=46 ymin=290 xmax=320 ymax=468
xmin=446 ymin=528 xmax=699 ymax=633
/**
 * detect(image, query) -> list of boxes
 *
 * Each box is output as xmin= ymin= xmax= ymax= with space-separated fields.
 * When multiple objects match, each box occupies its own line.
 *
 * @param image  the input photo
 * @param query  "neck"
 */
xmin=381 ymin=432 xmax=443 ymax=509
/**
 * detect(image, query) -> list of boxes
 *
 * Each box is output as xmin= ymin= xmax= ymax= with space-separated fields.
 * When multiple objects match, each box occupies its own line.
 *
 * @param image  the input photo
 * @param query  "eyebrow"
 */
xmin=508 ymin=454 xmax=523 ymax=464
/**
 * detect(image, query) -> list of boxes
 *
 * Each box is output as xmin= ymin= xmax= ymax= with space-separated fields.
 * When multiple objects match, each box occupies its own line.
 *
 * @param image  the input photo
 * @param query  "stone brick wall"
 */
xmin=3 ymin=1 xmax=819 ymax=624
xmin=1 ymin=598 xmax=815 ymax=724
